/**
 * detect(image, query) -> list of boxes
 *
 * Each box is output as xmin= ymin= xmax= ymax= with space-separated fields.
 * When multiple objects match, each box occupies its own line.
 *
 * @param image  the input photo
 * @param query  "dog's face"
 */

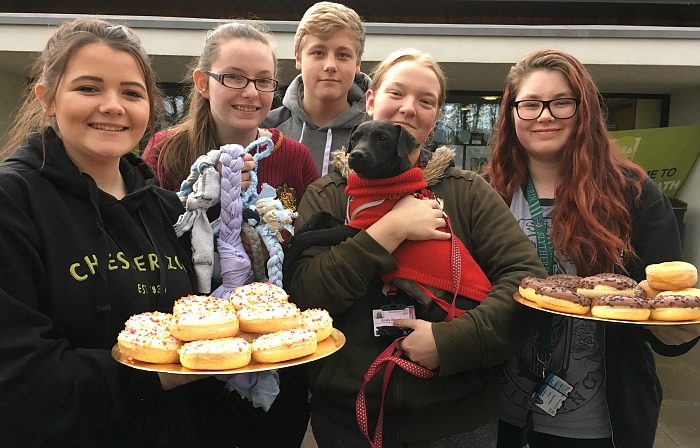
xmin=346 ymin=120 xmax=419 ymax=179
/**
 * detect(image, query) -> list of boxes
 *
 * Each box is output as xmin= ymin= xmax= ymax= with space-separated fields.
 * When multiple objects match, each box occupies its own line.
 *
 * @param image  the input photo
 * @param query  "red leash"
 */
xmin=355 ymin=337 xmax=437 ymax=448
xmin=355 ymin=215 xmax=463 ymax=447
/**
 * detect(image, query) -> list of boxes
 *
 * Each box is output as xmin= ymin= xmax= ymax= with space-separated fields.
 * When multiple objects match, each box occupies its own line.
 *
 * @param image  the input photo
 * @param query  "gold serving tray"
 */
xmin=514 ymin=293 xmax=700 ymax=325
xmin=112 ymin=328 xmax=345 ymax=374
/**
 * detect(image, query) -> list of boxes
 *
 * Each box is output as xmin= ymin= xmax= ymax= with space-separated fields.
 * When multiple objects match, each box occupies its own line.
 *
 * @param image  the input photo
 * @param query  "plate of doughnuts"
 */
xmin=112 ymin=283 xmax=346 ymax=374
xmin=112 ymin=328 xmax=345 ymax=374
xmin=513 ymin=262 xmax=700 ymax=325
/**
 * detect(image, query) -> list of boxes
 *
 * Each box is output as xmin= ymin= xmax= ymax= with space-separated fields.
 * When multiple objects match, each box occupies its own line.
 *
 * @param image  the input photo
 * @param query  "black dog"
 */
xmin=284 ymin=120 xmax=480 ymax=321
xmin=283 ymin=120 xmax=417 ymax=272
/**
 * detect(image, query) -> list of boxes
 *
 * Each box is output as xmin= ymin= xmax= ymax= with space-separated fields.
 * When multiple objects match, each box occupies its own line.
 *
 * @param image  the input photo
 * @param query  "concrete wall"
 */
xmin=669 ymin=86 xmax=700 ymax=267
xmin=0 ymin=68 xmax=24 ymax=147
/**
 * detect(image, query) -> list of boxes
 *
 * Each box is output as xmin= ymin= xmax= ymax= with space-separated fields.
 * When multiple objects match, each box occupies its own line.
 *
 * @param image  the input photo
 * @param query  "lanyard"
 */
xmin=522 ymin=175 xmax=555 ymax=446
xmin=525 ymin=175 xmax=554 ymax=276
xmin=525 ymin=174 xmax=554 ymax=359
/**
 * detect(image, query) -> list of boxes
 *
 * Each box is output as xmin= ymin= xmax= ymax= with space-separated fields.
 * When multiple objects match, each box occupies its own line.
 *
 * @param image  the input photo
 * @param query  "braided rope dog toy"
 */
xmin=212 ymin=136 xmax=274 ymax=298
xmin=253 ymin=198 xmax=297 ymax=287
xmin=173 ymin=149 xmax=222 ymax=293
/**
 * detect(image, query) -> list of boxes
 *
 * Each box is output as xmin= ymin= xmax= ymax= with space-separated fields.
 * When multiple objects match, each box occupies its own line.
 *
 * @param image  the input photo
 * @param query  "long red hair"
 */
xmin=486 ymin=49 xmax=647 ymax=276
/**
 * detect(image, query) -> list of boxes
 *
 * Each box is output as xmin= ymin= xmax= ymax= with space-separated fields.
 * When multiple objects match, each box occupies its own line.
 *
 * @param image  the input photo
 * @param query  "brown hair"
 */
xmin=1 ymin=17 xmax=158 ymax=160
xmin=294 ymin=1 xmax=365 ymax=60
xmin=156 ymin=21 xmax=276 ymax=188
xmin=487 ymin=49 xmax=647 ymax=276
xmin=369 ymin=48 xmax=447 ymax=110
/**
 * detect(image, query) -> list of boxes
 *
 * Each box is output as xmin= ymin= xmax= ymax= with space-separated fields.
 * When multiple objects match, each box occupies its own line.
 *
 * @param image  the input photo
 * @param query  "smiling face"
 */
xmin=36 ymin=42 xmax=149 ymax=171
xmin=195 ymin=37 xmax=275 ymax=144
xmin=366 ymin=60 xmax=441 ymax=149
xmin=513 ymin=69 xmax=578 ymax=163
xmin=295 ymin=27 xmax=361 ymax=107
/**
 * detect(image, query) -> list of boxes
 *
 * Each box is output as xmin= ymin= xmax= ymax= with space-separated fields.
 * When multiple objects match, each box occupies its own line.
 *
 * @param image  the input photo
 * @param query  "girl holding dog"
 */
xmin=285 ymin=48 xmax=547 ymax=447
xmin=142 ymin=21 xmax=320 ymax=448
xmin=488 ymin=49 xmax=699 ymax=448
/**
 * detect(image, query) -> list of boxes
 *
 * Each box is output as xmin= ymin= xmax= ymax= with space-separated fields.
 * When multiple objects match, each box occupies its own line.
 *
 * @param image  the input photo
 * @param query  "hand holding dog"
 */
xmin=394 ymin=195 xmax=450 ymax=241
xmin=366 ymin=195 xmax=450 ymax=253
xmin=393 ymin=318 xmax=440 ymax=370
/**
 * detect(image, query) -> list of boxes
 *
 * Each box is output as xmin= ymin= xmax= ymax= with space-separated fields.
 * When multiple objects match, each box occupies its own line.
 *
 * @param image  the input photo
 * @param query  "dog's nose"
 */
xmin=348 ymin=150 xmax=366 ymax=161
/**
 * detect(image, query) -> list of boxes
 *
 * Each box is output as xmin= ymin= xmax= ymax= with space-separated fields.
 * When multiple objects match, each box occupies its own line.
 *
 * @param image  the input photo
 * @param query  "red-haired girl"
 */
xmin=487 ymin=48 xmax=699 ymax=448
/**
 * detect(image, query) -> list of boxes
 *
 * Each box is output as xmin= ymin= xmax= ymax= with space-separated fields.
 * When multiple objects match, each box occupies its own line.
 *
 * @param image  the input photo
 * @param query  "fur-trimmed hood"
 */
xmin=329 ymin=145 xmax=456 ymax=185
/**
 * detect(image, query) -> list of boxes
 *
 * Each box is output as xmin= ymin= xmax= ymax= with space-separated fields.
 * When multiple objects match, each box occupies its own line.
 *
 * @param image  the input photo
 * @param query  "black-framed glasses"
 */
xmin=206 ymin=71 xmax=278 ymax=92
xmin=512 ymin=98 xmax=580 ymax=120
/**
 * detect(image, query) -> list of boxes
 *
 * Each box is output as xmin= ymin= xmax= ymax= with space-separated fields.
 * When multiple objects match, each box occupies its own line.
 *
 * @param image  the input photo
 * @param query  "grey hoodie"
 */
xmin=263 ymin=72 xmax=371 ymax=176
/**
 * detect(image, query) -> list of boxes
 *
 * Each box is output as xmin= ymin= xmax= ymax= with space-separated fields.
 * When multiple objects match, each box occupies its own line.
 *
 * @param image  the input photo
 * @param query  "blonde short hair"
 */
xmin=294 ymin=2 xmax=365 ymax=60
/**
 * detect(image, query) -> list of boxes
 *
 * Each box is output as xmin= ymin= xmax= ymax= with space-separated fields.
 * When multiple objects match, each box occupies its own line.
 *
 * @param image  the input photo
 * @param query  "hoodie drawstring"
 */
xmin=85 ymin=178 xmax=112 ymax=313
xmin=322 ymin=128 xmax=333 ymax=176
xmin=138 ymin=207 xmax=167 ymax=310
xmin=299 ymin=121 xmax=306 ymax=148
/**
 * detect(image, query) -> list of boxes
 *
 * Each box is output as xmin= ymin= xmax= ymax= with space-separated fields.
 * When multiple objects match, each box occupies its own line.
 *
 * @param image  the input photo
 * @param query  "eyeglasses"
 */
xmin=206 ymin=71 xmax=278 ymax=92
xmin=512 ymin=98 xmax=580 ymax=120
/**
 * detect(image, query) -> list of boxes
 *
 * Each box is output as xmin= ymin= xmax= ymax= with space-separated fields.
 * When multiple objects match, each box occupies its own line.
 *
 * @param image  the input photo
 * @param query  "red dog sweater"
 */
xmin=345 ymin=168 xmax=492 ymax=316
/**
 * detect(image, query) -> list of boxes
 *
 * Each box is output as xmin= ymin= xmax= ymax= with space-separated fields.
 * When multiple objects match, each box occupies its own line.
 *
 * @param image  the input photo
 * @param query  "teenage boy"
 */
xmin=263 ymin=1 xmax=370 ymax=176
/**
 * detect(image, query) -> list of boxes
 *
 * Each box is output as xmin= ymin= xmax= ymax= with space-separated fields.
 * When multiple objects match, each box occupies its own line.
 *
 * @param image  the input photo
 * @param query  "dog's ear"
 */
xmin=346 ymin=124 xmax=361 ymax=153
xmin=395 ymin=124 xmax=420 ymax=157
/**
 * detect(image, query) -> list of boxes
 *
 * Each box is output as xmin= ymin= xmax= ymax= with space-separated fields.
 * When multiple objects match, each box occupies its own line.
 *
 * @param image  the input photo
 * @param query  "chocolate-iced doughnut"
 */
xmin=533 ymin=285 xmax=591 ymax=315
xmin=590 ymin=295 xmax=651 ymax=321
xmin=657 ymin=287 xmax=700 ymax=297
xmin=546 ymin=274 xmax=582 ymax=291
xmin=518 ymin=277 xmax=549 ymax=302
xmin=650 ymin=295 xmax=700 ymax=322
xmin=577 ymin=273 xmax=644 ymax=299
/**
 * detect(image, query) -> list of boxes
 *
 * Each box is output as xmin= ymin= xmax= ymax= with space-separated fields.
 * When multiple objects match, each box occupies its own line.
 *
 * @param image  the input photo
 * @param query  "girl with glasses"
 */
xmin=487 ymin=49 xmax=699 ymax=448
xmin=142 ymin=21 xmax=319 ymax=448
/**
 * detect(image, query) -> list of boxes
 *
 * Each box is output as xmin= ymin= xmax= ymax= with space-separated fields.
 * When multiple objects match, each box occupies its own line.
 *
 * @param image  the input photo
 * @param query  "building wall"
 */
xmin=0 ymin=68 xmax=25 ymax=147
xmin=669 ymin=87 xmax=700 ymax=267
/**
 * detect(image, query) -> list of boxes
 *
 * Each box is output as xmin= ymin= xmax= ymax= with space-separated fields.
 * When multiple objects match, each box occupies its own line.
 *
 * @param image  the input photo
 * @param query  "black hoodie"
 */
xmin=0 ymin=128 xmax=199 ymax=447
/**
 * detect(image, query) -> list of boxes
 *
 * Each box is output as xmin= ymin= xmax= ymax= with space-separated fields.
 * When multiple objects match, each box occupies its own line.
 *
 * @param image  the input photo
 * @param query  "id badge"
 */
xmin=372 ymin=304 xmax=415 ymax=337
xmin=532 ymin=373 xmax=573 ymax=417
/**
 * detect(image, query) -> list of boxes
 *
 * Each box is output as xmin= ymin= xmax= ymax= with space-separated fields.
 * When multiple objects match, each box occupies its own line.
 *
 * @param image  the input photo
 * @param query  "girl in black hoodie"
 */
xmin=0 ymin=18 xmax=204 ymax=447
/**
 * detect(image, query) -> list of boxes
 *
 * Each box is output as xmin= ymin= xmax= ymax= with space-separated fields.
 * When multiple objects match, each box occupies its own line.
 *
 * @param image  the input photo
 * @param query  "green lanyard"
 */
xmin=521 ymin=175 xmax=557 ymax=447
xmin=525 ymin=174 xmax=555 ymax=375
xmin=525 ymin=175 xmax=554 ymax=276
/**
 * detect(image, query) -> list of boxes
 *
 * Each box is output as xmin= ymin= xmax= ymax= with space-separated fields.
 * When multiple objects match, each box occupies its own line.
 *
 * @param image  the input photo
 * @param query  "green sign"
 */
xmin=610 ymin=125 xmax=700 ymax=198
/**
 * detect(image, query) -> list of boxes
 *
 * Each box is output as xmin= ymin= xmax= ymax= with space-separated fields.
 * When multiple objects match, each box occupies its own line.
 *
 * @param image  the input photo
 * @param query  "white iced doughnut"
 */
xmin=238 ymin=302 xmax=300 ymax=334
xmin=170 ymin=296 xmax=239 ymax=341
xmin=251 ymin=329 xmax=317 ymax=363
xmin=300 ymin=308 xmax=333 ymax=342
xmin=179 ymin=337 xmax=252 ymax=370
xmin=229 ymin=282 xmax=289 ymax=310
xmin=117 ymin=327 xmax=182 ymax=364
